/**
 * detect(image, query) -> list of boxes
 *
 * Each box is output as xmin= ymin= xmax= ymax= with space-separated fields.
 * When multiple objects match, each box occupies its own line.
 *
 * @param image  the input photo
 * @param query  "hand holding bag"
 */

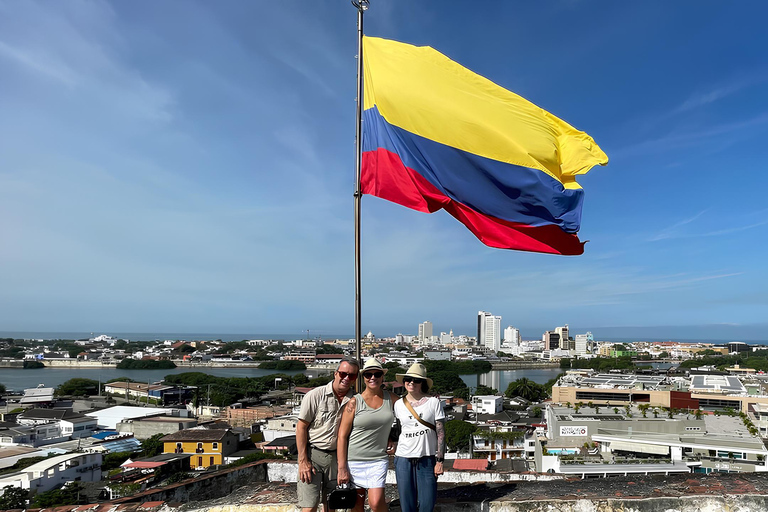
xmin=328 ymin=483 xmax=358 ymax=510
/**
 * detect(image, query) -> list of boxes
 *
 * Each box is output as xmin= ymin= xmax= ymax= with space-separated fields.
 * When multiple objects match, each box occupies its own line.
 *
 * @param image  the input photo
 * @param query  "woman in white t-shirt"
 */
xmin=393 ymin=363 xmax=445 ymax=512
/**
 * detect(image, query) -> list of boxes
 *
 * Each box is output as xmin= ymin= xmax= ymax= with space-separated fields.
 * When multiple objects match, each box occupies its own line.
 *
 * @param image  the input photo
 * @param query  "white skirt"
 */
xmin=348 ymin=459 xmax=388 ymax=489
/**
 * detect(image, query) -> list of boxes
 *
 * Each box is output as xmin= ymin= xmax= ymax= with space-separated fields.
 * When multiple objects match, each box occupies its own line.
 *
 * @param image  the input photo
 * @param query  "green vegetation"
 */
xmin=475 ymin=385 xmax=498 ymax=395
xmin=140 ymin=434 xmax=166 ymax=458
xmin=427 ymin=360 xmax=492 ymax=375
xmin=259 ymin=360 xmax=307 ymax=370
xmin=102 ymin=451 xmax=135 ymax=471
xmin=504 ymin=377 xmax=548 ymax=401
xmin=55 ymin=378 xmax=100 ymax=397
xmin=32 ymin=482 xmax=86 ymax=508
xmin=0 ymin=382 xmax=5 ymax=394
xmin=117 ymin=358 xmax=176 ymax=369
xmin=474 ymin=430 xmax=524 ymax=441
xmin=163 ymin=372 xmax=297 ymax=406
xmin=316 ymin=345 xmax=344 ymax=354
xmin=679 ymin=350 xmax=768 ymax=372
xmin=23 ymin=360 xmax=45 ymax=369
xmin=0 ymin=485 xmax=28 ymax=509
xmin=444 ymin=420 xmax=477 ymax=452
xmin=561 ymin=356 xmax=635 ymax=372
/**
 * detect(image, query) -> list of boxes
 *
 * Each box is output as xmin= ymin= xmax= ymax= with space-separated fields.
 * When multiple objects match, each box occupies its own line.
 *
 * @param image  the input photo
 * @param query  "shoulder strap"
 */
xmin=404 ymin=398 xmax=435 ymax=430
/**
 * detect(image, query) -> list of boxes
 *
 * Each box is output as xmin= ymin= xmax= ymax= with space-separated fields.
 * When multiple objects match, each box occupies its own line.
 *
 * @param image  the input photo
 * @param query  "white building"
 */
xmin=471 ymin=395 xmax=503 ymax=414
xmin=0 ymin=452 xmax=103 ymax=493
xmin=418 ymin=321 xmax=433 ymax=344
xmin=477 ymin=311 xmax=502 ymax=353
xmin=574 ymin=332 xmax=594 ymax=356
xmin=503 ymin=326 xmax=520 ymax=345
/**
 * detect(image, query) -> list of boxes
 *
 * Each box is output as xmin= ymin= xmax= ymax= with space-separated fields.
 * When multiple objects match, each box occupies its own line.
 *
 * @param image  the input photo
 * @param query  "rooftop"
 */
xmin=161 ymin=429 xmax=233 ymax=442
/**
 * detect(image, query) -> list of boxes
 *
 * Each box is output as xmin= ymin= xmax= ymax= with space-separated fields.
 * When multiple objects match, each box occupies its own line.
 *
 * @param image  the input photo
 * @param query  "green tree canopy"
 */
xmin=475 ymin=385 xmax=498 ymax=395
xmin=259 ymin=360 xmax=306 ymax=370
xmin=504 ymin=378 xmax=546 ymax=402
xmin=445 ymin=420 xmax=476 ymax=452
xmin=32 ymin=482 xmax=86 ymax=508
xmin=0 ymin=485 xmax=28 ymax=509
xmin=116 ymin=359 xmax=176 ymax=370
xmin=141 ymin=433 xmax=165 ymax=458
xmin=55 ymin=378 xmax=99 ymax=397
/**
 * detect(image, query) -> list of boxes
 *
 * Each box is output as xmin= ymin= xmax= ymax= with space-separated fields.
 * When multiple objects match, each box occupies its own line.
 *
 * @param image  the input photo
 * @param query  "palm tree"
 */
xmin=505 ymin=378 xmax=540 ymax=402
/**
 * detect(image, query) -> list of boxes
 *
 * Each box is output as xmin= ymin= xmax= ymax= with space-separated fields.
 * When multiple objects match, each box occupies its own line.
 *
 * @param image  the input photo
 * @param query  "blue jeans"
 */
xmin=394 ymin=456 xmax=437 ymax=512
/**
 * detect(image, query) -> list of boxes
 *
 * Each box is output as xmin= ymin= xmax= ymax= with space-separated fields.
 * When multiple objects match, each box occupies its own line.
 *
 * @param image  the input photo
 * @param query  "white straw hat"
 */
xmin=395 ymin=363 xmax=433 ymax=390
xmin=362 ymin=358 xmax=388 ymax=375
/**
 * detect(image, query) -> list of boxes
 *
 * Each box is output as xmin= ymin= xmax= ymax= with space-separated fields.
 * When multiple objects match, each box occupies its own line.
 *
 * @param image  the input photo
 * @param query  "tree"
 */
xmin=0 ymin=383 xmax=5 ymax=394
xmin=0 ymin=485 xmax=28 ymax=510
xmin=55 ymin=378 xmax=99 ymax=397
xmin=444 ymin=420 xmax=476 ymax=452
xmin=32 ymin=482 xmax=86 ymax=508
xmin=141 ymin=433 xmax=165 ymax=458
xmin=475 ymin=385 xmax=497 ymax=396
xmin=530 ymin=406 xmax=542 ymax=418
xmin=505 ymin=378 xmax=544 ymax=402
xmin=292 ymin=373 xmax=309 ymax=386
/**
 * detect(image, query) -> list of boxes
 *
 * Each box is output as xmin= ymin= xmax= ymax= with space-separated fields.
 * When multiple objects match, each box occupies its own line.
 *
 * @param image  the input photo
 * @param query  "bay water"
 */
xmin=1 ymin=366 xmax=563 ymax=394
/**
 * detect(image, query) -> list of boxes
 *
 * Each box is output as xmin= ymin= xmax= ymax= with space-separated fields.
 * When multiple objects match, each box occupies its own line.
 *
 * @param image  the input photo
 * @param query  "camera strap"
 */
xmin=404 ymin=399 xmax=435 ymax=430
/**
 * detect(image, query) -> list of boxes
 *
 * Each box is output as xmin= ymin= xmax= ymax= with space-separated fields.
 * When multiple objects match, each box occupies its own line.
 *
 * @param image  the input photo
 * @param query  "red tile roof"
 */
xmin=452 ymin=459 xmax=489 ymax=471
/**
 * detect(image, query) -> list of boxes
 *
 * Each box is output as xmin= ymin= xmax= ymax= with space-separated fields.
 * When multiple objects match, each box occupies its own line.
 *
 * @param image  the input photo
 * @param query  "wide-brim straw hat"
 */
xmin=396 ymin=363 xmax=433 ymax=390
xmin=362 ymin=357 xmax=388 ymax=375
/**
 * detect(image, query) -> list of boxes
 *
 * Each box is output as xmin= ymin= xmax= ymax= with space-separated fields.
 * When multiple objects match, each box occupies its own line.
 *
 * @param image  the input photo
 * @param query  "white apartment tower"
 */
xmin=574 ymin=332 xmax=594 ymax=356
xmin=418 ymin=321 xmax=433 ymax=344
xmin=503 ymin=326 xmax=521 ymax=345
xmin=477 ymin=311 xmax=502 ymax=352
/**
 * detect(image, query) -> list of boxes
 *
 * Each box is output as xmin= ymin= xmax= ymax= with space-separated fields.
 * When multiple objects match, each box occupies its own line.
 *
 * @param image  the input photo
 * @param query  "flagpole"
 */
xmin=352 ymin=0 xmax=368 ymax=389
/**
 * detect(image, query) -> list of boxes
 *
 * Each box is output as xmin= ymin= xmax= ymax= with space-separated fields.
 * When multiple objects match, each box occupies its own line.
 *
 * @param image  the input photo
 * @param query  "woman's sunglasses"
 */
xmin=402 ymin=377 xmax=424 ymax=384
xmin=336 ymin=371 xmax=358 ymax=381
xmin=363 ymin=371 xmax=384 ymax=379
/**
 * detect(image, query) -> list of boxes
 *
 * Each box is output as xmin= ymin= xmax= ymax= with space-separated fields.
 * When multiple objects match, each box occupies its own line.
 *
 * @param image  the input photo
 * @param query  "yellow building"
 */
xmin=161 ymin=429 xmax=239 ymax=469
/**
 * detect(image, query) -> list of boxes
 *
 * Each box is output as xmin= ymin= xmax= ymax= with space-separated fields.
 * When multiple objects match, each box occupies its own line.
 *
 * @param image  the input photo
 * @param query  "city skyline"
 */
xmin=1 ymin=3 xmax=767 ymax=339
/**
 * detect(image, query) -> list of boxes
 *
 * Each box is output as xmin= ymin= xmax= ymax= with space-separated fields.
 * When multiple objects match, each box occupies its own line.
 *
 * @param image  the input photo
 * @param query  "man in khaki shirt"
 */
xmin=296 ymin=358 xmax=359 ymax=512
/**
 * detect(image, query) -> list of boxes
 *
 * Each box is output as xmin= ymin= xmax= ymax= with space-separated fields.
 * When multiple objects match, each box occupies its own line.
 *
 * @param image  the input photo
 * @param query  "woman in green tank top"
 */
xmin=337 ymin=358 xmax=399 ymax=512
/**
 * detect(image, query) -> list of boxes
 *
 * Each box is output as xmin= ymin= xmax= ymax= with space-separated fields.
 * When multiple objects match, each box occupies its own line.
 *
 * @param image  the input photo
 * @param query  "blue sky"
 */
xmin=1 ymin=1 xmax=767 ymax=341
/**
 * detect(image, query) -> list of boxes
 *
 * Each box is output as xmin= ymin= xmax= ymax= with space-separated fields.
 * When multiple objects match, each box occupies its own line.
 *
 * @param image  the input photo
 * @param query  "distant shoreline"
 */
xmin=0 ymin=359 xmax=558 ymax=371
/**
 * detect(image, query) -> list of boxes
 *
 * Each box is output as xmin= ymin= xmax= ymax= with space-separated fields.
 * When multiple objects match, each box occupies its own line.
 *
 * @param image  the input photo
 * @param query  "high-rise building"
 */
xmin=543 ymin=330 xmax=560 ymax=351
xmin=503 ymin=326 xmax=521 ymax=345
xmin=418 ymin=321 xmax=433 ymax=344
xmin=574 ymin=332 xmax=593 ymax=356
xmin=477 ymin=311 xmax=502 ymax=352
xmin=555 ymin=325 xmax=569 ymax=344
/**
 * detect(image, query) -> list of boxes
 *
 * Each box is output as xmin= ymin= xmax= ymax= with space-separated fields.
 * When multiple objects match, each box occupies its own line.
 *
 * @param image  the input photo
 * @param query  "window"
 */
xmin=213 ymin=442 xmax=218 ymax=450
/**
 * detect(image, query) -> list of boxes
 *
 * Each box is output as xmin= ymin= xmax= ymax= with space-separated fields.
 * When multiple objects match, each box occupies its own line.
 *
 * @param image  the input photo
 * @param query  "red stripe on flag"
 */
xmin=362 ymin=148 xmax=585 ymax=255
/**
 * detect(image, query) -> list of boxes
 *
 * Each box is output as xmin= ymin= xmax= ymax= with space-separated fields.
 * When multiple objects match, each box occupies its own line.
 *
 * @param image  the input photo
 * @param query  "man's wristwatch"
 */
xmin=435 ymin=457 xmax=444 ymax=463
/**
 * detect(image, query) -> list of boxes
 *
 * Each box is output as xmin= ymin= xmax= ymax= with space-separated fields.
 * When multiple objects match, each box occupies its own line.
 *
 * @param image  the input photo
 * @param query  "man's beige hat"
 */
xmin=395 ymin=363 xmax=433 ymax=390
xmin=362 ymin=357 xmax=388 ymax=375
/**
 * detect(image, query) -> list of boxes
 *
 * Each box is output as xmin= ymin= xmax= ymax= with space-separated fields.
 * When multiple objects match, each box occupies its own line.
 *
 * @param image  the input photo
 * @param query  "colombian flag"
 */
xmin=361 ymin=37 xmax=608 ymax=255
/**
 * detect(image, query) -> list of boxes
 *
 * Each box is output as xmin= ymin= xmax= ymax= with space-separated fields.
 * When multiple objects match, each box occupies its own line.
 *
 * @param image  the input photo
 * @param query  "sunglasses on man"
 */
xmin=402 ymin=376 xmax=424 ymax=384
xmin=363 ymin=371 xmax=384 ymax=379
xmin=336 ymin=371 xmax=358 ymax=381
